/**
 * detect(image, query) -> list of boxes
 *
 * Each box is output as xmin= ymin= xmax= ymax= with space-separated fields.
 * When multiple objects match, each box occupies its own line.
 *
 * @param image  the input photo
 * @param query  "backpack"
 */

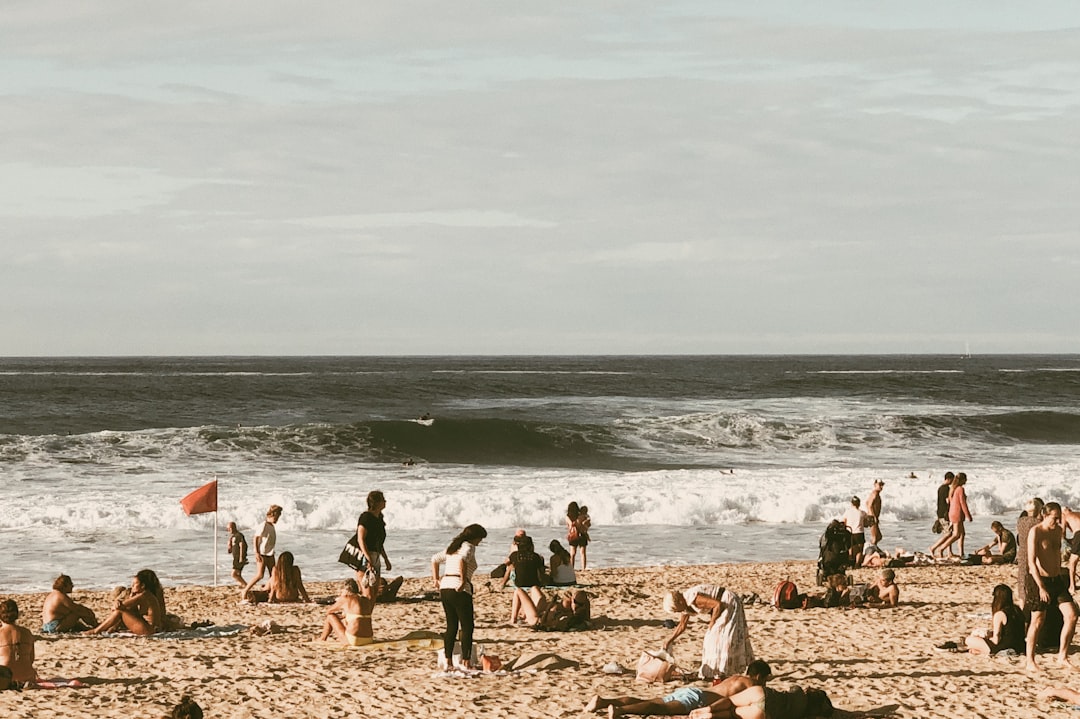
xmin=772 ymin=580 xmax=801 ymax=610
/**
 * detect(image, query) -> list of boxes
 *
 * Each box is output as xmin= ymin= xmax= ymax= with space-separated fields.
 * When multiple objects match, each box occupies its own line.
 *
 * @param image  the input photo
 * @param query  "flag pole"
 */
xmin=214 ymin=509 xmax=219 ymax=587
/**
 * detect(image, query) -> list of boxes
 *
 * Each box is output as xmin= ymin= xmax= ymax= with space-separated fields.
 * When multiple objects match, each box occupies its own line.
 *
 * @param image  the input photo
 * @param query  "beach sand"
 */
xmin=0 ymin=561 xmax=1069 ymax=718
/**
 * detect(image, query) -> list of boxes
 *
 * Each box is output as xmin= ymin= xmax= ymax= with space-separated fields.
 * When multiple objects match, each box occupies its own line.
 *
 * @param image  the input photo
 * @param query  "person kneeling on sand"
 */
xmin=584 ymin=659 xmax=772 ymax=716
xmin=974 ymin=521 xmax=1017 ymax=565
xmin=0 ymin=599 xmax=37 ymax=687
xmin=41 ymin=574 xmax=98 ymax=634
xmin=318 ymin=578 xmax=375 ymax=646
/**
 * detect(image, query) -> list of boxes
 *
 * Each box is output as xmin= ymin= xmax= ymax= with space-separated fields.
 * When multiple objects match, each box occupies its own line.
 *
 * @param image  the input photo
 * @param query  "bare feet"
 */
xmin=585 ymin=696 xmax=608 ymax=713
xmin=1026 ymin=658 xmax=1044 ymax=674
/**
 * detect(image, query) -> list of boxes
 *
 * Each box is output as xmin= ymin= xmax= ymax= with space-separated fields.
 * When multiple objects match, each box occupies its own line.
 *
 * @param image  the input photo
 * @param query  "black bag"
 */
xmin=337 ymin=534 xmax=366 ymax=571
xmin=932 ymin=518 xmax=945 ymax=534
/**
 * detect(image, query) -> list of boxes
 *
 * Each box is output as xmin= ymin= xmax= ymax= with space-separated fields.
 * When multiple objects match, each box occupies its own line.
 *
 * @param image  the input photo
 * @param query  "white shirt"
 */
xmin=843 ymin=507 xmax=866 ymax=534
xmin=432 ymin=542 xmax=478 ymax=594
xmin=255 ymin=521 xmax=277 ymax=557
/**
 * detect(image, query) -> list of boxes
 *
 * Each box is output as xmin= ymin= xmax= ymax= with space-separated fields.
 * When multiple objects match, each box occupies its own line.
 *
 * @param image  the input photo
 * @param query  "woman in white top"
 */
xmin=431 ymin=523 xmax=487 ymax=669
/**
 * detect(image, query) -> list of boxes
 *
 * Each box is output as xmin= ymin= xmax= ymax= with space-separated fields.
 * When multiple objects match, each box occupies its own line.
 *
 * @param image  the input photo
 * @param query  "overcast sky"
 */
xmin=3 ymin=1 xmax=1078 ymax=355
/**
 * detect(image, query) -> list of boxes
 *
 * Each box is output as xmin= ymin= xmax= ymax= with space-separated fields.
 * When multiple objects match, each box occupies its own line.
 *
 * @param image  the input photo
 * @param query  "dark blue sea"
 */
xmin=2 ymin=355 xmax=1078 ymax=592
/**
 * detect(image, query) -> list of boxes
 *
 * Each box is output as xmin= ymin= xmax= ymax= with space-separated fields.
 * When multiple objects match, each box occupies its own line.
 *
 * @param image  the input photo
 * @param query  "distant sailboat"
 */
xmin=963 ymin=341 xmax=972 ymax=359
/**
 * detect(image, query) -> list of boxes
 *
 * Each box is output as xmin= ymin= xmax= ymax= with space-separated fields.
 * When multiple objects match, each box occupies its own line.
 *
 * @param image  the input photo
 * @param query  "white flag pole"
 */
xmin=214 ymin=509 xmax=219 ymax=587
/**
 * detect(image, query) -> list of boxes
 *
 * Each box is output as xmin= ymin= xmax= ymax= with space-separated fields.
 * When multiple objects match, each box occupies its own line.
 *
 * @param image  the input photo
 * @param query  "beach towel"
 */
xmin=319 ymin=630 xmax=444 ymax=652
xmin=151 ymin=624 xmax=249 ymax=640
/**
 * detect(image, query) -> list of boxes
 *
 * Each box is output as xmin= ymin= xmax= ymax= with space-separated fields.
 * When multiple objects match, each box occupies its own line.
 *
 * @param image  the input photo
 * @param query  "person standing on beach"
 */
xmin=40 ymin=574 xmax=97 ymax=633
xmin=933 ymin=472 xmax=954 ymax=537
xmin=355 ymin=491 xmax=392 ymax=591
xmin=866 ymin=480 xmax=884 ymax=546
xmin=842 ymin=496 xmax=867 ymax=566
xmin=1016 ymin=497 xmax=1044 ymax=607
xmin=931 ymin=473 xmax=972 ymax=558
xmin=227 ymin=522 xmax=248 ymax=588
xmin=1024 ymin=502 xmax=1078 ymax=672
xmin=663 ymin=585 xmax=754 ymax=680
xmin=432 ymin=523 xmax=487 ymax=670
xmin=0 ymin=599 xmax=37 ymax=686
xmin=1062 ymin=506 xmax=1080 ymax=594
xmin=242 ymin=504 xmax=282 ymax=599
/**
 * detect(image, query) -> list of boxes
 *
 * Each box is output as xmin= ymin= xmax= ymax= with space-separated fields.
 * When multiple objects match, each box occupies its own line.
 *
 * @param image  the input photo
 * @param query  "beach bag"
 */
xmin=568 ymin=524 xmax=580 ymax=543
xmin=772 ymin=580 xmax=801 ymax=610
xmin=932 ymin=518 xmax=945 ymax=534
xmin=635 ymin=649 xmax=679 ymax=683
xmin=337 ymin=534 xmax=365 ymax=571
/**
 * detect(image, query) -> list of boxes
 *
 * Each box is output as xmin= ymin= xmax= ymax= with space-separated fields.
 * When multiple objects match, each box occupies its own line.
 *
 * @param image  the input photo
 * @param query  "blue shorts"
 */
xmin=41 ymin=619 xmax=62 ymax=634
xmin=662 ymin=687 xmax=706 ymax=711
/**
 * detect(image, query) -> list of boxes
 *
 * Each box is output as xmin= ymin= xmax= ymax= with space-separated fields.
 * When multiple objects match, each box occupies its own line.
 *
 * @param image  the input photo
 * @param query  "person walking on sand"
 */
xmin=355 ymin=491 xmax=392 ymax=591
xmin=866 ymin=479 xmax=884 ymax=546
xmin=432 ymin=523 xmax=487 ymax=670
xmin=663 ymin=584 xmax=754 ymax=680
xmin=1025 ymin=502 xmax=1078 ymax=672
xmin=0 ymin=599 xmax=37 ymax=687
xmin=40 ymin=574 xmax=97 ymax=634
xmin=931 ymin=473 xmax=972 ymax=558
xmin=227 ymin=522 xmax=248 ymax=588
xmin=242 ymin=504 xmax=282 ymax=599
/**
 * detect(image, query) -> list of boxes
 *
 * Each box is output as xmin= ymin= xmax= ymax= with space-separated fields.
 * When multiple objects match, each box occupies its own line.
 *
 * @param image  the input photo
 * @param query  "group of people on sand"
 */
xmin=839 ymin=479 xmax=884 ymax=567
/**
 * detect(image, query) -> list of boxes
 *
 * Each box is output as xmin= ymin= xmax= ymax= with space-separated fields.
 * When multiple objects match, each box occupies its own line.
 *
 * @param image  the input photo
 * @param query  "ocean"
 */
xmin=2 ymin=355 xmax=1078 ymax=593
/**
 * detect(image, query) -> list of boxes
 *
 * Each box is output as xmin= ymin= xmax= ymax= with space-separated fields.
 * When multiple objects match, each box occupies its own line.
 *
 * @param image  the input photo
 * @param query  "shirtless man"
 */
xmin=863 ymin=568 xmax=900 ymax=607
xmin=1062 ymin=507 xmax=1080 ymax=593
xmin=866 ymin=480 xmax=884 ymax=546
xmin=1025 ymin=502 xmax=1078 ymax=672
xmin=40 ymin=574 xmax=97 ymax=634
xmin=584 ymin=659 xmax=771 ymax=716
xmin=227 ymin=522 xmax=249 ymax=588
xmin=0 ymin=600 xmax=36 ymax=687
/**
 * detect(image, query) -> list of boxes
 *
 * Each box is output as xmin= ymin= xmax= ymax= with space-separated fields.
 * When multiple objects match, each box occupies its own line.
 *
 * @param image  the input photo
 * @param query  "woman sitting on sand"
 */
xmin=965 ymin=583 xmax=1025 ymax=656
xmin=86 ymin=569 xmax=165 ymax=636
xmin=319 ymin=578 xmax=375 ymax=646
xmin=499 ymin=534 xmax=546 ymax=624
xmin=248 ymin=551 xmax=311 ymax=603
xmin=549 ymin=540 xmax=577 ymax=586
xmin=664 ymin=585 xmax=753 ymax=680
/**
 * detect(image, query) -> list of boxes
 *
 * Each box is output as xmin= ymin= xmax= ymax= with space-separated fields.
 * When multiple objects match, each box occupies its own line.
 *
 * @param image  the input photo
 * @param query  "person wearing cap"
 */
xmin=842 ymin=496 xmax=867 ymax=566
xmin=241 ymin=504 xmax=282 ymax=600
xmin=866 ymin=480 xmax=884 ymax=546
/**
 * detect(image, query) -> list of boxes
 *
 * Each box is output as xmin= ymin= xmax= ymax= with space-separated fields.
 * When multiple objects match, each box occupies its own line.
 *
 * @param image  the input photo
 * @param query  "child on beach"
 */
xmin=575 ymin=506 xmax=592 ymax=569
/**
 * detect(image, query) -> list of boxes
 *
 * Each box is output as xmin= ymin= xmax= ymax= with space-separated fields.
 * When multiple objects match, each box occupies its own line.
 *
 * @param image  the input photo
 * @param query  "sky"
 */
xmin=2 ymin=1 xmax=1079 ymax=356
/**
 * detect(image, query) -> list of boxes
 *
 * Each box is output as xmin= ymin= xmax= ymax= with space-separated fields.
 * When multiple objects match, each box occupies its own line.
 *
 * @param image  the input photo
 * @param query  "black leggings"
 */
xmin=440 ymin=588 xmax=475 ymax=663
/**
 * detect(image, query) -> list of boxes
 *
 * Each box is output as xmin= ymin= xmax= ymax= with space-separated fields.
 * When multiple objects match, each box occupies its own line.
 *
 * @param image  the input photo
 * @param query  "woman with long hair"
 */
xmin=548 ymin=539 xmax=576 ymax=586
xmin=930 ymin=472 xmax=972 ymax=558
xmin=965 ymin=583 xmax=1025 ymax=655
xmin=431 ymin=523 xmax=487 ymax=669
xmin=86 ymin=569 xmax=164 ymax=636
xmin=266 ymin=551 xmax=311 ymax=603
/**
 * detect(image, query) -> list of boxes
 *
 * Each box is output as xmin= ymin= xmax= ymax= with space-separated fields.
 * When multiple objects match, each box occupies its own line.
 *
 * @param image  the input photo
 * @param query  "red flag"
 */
xmin=180 ymin=479 xmax=218 ymax=516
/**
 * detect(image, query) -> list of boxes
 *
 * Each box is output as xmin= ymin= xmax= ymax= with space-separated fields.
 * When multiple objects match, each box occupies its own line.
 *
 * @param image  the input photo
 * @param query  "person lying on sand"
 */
xmin=41 ymin=574 xmax=98 ymax=634
xmin=318 ymin=578 xmax=375 ymax=646
xmin=861 ymin=569 xmax=899 ymax=608
xmin=687 ymin=685 xmax=833 ymax=719
xmin=584 ymin=659 xmax=771 ymax=716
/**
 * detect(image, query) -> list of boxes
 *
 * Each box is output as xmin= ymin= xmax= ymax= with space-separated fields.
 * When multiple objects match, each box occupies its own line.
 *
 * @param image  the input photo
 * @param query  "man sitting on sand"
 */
xmin=1025 ymin=502 xmax=1078 ymax=672
xmin=975 ymin=521 xmax=1017 ymax=565
xmin=41 ymin=574 xmax=98 ymax=633
xmin=862 ymin=569 xmax=900 ymax=608
xmin=584 ymin=659 xmax=772 ymax=716
xmin=0 ymin=599 xmax=37 ymax=687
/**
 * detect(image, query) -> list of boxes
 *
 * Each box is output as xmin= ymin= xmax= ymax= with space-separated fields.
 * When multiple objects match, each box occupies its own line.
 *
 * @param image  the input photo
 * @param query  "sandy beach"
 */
xmin=1 ymin=560 xmax=1071 ymax=718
